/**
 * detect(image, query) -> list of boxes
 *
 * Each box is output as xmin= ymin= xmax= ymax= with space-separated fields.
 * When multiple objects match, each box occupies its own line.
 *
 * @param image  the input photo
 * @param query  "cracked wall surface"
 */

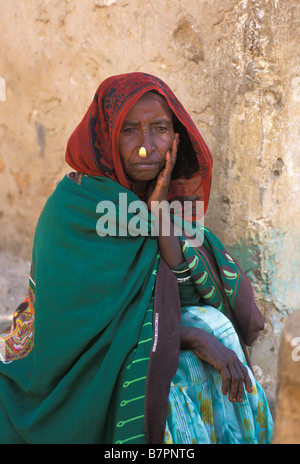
xmin=0 ymin=0 xmax=300 ymax=411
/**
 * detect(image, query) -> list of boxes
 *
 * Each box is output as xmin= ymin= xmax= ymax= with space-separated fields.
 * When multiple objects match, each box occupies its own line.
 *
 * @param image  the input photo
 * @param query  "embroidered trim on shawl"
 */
xmin=0 ymin=286 xmax=35 ymax=364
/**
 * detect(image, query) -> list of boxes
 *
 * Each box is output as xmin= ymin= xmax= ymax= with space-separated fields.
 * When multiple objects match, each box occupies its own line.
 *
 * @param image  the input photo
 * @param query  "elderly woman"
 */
xmin=0 ymin=73 xmax=273 ymax=444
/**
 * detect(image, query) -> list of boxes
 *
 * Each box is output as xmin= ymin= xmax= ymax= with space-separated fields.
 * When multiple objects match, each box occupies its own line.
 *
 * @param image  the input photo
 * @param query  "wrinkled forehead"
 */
xmin=121 ymin=91 xmax=173 ymax=121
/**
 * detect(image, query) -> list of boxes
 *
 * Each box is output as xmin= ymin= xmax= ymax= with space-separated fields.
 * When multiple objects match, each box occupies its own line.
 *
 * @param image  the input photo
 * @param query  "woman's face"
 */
xmin=118 ymin=92 xmax=175 ymax=192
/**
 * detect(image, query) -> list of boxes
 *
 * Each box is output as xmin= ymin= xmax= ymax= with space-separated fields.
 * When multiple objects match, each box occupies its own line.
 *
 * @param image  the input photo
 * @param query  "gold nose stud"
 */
xmin=139 ymin=147 xmax=147 ymax=158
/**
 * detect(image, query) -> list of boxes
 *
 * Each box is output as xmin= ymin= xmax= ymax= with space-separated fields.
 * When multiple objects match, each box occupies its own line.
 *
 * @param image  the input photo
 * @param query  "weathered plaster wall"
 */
xmin=0 ymin=0 xmax=300 ymax=412
xmin=273 ymin=309 xmax=300 ymax=444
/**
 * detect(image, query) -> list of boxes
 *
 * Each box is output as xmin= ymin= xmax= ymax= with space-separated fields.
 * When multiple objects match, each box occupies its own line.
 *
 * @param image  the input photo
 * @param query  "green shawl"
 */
xmin=0 ymin=173 xmax=264 ymax=444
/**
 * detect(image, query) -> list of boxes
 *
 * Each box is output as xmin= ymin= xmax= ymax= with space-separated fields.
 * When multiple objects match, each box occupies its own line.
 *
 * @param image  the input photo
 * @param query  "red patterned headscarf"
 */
xmin=65 ymin=72 xmax=213 ymax=214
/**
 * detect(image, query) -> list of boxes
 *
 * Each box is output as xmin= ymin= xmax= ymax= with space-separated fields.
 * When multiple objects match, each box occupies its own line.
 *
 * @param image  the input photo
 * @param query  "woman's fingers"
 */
xmin=219 ymin=355 xmax=252 ymax=402
xmin=227 ymin=364 xmax=239 ymax=402
xmin=241 ymin=363 xmax=253 ymax=394
xmin=170 ymin=133 xmax=179 ymax=168
xmin=219 ymin=365 xmax=231 ymax=397
xmin=162 ymin=150 xmax=172 ymax=179
xmin=162 ymin=133 xmax=179 ymax=179
xmin=224 ymin=361 xmax=253 ymax=402
xmin=219 ymin=363 xmax=240 ymax=402
xmin=150 ymin=133 xmax=180 ymax=201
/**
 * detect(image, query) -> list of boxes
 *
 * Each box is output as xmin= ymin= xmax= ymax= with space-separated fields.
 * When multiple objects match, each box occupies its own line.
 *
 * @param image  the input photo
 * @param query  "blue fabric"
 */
xmin=164 ymin=305 xmax=273 ymax=444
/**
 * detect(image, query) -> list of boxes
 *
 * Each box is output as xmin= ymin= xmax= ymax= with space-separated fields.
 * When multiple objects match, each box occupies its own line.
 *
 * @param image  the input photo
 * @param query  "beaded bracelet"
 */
xmin=177 ymin=275 xmax=193 ymax=283
xmin=172 ymin=267 xmax=190 ymax=274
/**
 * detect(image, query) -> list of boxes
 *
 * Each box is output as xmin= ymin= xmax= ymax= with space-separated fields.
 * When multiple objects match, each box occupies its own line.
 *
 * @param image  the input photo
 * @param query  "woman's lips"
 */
xmin=133 ymin=162 xmax=161 ymax=170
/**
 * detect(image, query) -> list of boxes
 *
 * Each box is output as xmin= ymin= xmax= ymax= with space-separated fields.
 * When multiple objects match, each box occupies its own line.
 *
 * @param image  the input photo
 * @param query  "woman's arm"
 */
xmin=153 ymin=210 xmax=185 ymax=269
xmin=181 ymin=326 xmax=253 ymax=402
xmin=147 ymin=134 xmax=185 ymax=269
xmin=147 ymin=137 xmax=252 ymax=403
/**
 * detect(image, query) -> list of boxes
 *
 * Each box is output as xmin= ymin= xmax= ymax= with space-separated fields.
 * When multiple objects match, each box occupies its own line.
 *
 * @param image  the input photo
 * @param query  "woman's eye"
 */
xmin=155 ymin=126 xmax=167 ymax=132
xmin=122 ymin=127 xmax=135 ymax=134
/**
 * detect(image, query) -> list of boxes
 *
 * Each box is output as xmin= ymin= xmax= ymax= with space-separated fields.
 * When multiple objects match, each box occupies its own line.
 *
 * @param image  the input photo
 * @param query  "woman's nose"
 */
xmin=140 ymin=130 xmax=154 ymax=154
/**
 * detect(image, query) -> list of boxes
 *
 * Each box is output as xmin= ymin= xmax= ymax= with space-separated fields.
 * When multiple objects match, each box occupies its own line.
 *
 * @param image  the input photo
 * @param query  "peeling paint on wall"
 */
xmin=228 ymin=227 xmax=300 ymax=314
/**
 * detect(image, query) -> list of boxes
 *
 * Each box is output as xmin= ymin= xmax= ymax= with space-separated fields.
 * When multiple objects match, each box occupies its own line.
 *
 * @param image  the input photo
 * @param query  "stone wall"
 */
xmin=1 ymin=0 xmax=300 ymax=413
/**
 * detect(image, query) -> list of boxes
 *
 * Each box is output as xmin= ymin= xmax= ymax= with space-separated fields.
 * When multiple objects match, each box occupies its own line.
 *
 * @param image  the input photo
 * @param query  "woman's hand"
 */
xmin=181 ymin=326 xmax=253 ymax=403
xmin=146 ymin=133 xmax=179 ymax=208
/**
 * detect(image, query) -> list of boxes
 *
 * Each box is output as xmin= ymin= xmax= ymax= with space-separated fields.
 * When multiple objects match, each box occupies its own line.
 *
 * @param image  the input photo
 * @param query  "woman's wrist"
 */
xmin=180 ymin=326 xmax=203 ymax=351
